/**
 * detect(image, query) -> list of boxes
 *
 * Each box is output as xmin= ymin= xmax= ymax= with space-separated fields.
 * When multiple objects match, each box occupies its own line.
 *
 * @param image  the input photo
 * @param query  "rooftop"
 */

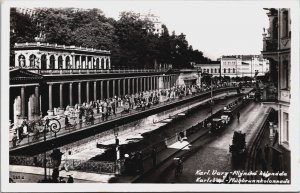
xmin=14 ymin=42 xmax=110 ymax=54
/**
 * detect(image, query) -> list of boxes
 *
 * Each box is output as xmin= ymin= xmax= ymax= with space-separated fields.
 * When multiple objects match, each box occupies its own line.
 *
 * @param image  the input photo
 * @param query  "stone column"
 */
xmin=59 ymin=83 xmax=63 ymax=108
xmin=104 ymin=58 xmax=107 ymax=69
xmin=132 ymin=78 xmax=135 ymax=94
xmin=72 ymin=54 xmax=75 ymax=69
xmin=48 ymin=84 xmax=53 ymax=116
xmin=86 ymin=82 xmax=89 ymax=103
xmin=107 ymin=80 xmax=110 ymax=99
xmin=148 ymin=77 xmax=150 ymax=91
xmin=91 ymin=57 xmax=94 ymax=69
xmin=85 ymin=56 xmax=88 ymax=69
xmin=140 ymin=78 xmax=142 ymax=92
xmin=21 ymin=87 xmax=26 ymax=118
xmin=144 ymin=77 xmax=146 ymax=91
xmin=78 ymin=82 xmax=81 ymax=105
xmin=128 ymin=78 xmax=130 ymax=94
xmin=123 ymin=79 xmax=126 ymax=96
xmin=112 ymin=79 xmax=115 ymax=97
xmin=79 ymin=55 xmax=82 ymax=69
xmin=118 ymin=79 xmax=121 ymax=97
xmin=35 ymin=86 xmax=39 ymax=115
xmin=100 ymin=81 xmax=103 ymax=100
xmin=54 ymin=55 xmax=58 ymax=69
xmin=94 ymin=81 xmax=97 ymax=101
xmin=136 ymin=78 xmax=139 ymax=93
xmin=69 ymin=83 xmax=73 ymax=106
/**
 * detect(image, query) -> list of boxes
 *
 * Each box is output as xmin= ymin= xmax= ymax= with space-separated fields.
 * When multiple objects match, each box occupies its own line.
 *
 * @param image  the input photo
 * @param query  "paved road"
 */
xmin=139 ymin=101 xmax=269 ymax=183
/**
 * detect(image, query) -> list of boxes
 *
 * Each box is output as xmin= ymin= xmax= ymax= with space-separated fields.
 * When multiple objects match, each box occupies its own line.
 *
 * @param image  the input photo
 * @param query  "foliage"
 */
xmin=10 ymin=8 xmax=212 ymax=69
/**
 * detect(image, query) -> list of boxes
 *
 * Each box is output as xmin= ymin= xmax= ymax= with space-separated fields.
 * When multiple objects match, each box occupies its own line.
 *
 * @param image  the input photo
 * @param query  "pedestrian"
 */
xmin=237 ymin=112 xmax=240 ymax=121
xmin=151 ymin=148 xmax=157 ymax=167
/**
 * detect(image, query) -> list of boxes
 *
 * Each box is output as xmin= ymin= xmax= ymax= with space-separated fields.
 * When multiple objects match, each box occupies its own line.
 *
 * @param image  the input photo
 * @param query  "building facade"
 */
xmin=261 ymin=8 xmax=291 ymax=151
xmin=10 ymin=43 xmax=185 ymax=128
xmin=140 ymin=12 xmax=164 ymax=35
xmin=195 ymin=55 xmax=269 ymax=78
xmin=13 ymin=42 xmax=111 ymax=70
xmin=194 ymin=61 xmax=221 ymax=77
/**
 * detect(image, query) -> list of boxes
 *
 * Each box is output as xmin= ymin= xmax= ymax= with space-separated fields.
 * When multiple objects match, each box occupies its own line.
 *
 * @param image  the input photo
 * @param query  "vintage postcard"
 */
xmin=1 ymin=0 xmax=299 ymax=192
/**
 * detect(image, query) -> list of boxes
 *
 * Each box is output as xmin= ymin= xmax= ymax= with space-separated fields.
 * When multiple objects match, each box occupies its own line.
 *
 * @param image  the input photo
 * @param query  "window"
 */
xmin=219 ymin=68 xmax=220 ymax=73
xmin=282 ymin=10 xmax=289 ymax=38
xmin=233 ymin=68 xmax=235 ymax=73
xmin=215 ymin=68 xmax=217 ymax=73
xmin=228 ymin=68 xmax=231 ymax=73
xmin=224 ymin=68 xmax=226 ymax=73
xmin=283 ymin=112 xmax=289 ymax=142
xmin=224 ymin=62 xmax=226 ymax=65
xmin=282 ymin=60 xmax=289 ymax=89
xmin=211 ymin=69 xmax=213 ymax=73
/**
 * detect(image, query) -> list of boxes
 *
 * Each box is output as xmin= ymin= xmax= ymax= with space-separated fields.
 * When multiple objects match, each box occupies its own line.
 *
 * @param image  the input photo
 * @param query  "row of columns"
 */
xmin=15 ymin=53 xmax=111 ymax=70
xmin=19 ymin=85 xmax=40 ymax=118
xmin=48 ymin=75 xmax=177 ymax=113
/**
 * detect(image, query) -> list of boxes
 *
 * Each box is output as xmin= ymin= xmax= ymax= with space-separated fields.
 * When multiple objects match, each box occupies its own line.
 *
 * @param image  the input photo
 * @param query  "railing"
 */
xmin=9 ymin=86 xmax=238 ymax=149
xmin=14 ymin=42 xmax=110 ymax=54
xmin=23 ymin=68 xmax=169 ymax=75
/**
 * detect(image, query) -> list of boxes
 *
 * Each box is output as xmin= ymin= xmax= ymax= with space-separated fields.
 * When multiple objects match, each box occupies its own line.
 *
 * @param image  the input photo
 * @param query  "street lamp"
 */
xmin=210 ymin=74 xmax=213 ymax=116
xmin=114 ymin=127 xmax=120 ymax=174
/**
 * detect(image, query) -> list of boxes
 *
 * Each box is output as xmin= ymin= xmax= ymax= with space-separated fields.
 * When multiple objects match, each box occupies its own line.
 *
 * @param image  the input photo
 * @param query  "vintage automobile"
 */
xmin=210 ymin=118 xmax=226 ymax=132
xmin=221 ymin=110 xmax=233 ymax=124
xmin=229 ymin=131 xmax=246 ymax=156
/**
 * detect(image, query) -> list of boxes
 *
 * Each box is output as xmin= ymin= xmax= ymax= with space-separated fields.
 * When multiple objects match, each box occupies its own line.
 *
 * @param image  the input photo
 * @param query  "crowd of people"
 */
xmin=11 ymin=82 xmax=233 ymax=146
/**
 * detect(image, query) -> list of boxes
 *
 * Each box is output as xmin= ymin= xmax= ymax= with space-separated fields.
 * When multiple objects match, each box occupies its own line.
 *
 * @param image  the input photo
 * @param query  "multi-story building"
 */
xmin=194 ymin=61 xmax=221 ymax=77
xmin=261 ymin=8 xmax=290 ymax=150
xmin=195 ymin=55 xmax=269 ymax=78
xmin=140 ymin=11 xmax=164 ymax=35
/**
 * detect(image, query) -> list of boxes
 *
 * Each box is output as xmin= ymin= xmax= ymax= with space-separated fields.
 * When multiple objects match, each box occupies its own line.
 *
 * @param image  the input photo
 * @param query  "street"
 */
xmin=139 ymin=100 xmax=270 ymax=183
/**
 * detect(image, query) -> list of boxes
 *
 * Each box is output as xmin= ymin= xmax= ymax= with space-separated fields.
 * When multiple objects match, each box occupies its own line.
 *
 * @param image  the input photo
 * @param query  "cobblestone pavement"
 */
xmin=139 ymin=101 xmax=270 ymax=183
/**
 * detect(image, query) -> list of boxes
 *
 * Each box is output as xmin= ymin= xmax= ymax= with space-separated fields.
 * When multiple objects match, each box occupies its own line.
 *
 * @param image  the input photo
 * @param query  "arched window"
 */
xmin=106 ymin=58 xmax=110 ymax=69
xmin=101 ymin=58 xmax=105 ymax=69
xmin=29 ymin=54 xmax=36 ymax=67
xmin=65 ymin=56 xmax=70 ymax=69
xmin=96 ymin=58 xmax=100 ymax=69
xmin=58 ymin=56 xmax=63 ymax=69
xmin=228 ymin=68 xmax=231 ymax=73
xmin=41 ymin=55 xmax=47 ymax=69
xmin=18 ymin=55 xmax=26 ymax=67
xmin=233 ymin=68 xmax=235 ymax=73
xmin=215 ymin=68 xmax=217 ymax=73
xmin=211 ymin=68 xmax=213 ymax=73
xmin=50 ymin=55 xmax=55 ymax=69
xmin=224 ymin=68 xmax=226 ymax=73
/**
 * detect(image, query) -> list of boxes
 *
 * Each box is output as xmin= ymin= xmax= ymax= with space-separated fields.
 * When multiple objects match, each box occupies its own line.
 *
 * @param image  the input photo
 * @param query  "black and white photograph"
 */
xmin=1 ymin=0 xmax=300 ymax=192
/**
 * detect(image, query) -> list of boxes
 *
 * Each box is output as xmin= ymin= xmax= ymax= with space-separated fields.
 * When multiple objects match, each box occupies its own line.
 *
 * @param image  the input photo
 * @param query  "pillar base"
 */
xmin=58 ymin=107 xmax=65 ymax=115
xmin=47 ymin=110 xmax=54 ymax=117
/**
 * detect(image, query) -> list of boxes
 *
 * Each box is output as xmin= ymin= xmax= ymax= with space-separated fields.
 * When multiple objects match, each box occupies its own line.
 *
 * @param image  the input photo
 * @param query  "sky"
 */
xmin=92 ymin=1 xmax=270 ymax=60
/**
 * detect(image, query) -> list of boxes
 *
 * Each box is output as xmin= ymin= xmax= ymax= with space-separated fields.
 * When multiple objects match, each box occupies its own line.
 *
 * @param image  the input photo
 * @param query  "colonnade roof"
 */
xmin=14 ymin=42 xmax=110 ymax=56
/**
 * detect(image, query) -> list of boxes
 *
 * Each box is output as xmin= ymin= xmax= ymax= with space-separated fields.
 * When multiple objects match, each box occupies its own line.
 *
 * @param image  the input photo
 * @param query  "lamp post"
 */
xmin=114 ymin=127 xmax=120 ymax=174
xmin=210 ymin=74 xmax=213 ymax=116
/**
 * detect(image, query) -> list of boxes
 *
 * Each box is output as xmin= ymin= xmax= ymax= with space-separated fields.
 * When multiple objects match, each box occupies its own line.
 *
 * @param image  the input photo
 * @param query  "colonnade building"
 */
xmin=10 ymin=42 xmax=186 ymax=127
xmin=14 ymin=42 xmax=111 ymax=70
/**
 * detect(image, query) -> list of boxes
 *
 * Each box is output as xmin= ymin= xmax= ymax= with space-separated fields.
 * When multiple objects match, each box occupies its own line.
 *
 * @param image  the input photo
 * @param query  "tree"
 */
xmin=10 ymin=8 xmax=39 ymax=66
